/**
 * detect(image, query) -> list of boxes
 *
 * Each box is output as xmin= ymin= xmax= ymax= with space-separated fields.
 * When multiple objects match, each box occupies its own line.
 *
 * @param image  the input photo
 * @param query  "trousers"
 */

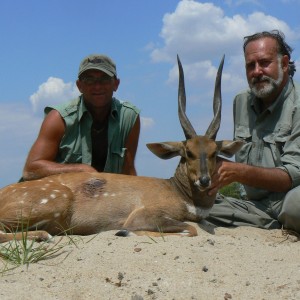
xmin=207 ymin=186 xmax=300 ymax=233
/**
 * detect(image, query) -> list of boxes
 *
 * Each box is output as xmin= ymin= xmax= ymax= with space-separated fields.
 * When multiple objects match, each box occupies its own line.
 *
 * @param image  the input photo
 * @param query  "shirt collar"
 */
xmin=78 ymin=95 xmax=87 ymax=120
xmin=110 ymin=97 xmax=119 ymax=119
xmin=78 ymin=95 xmax=119 ymax=120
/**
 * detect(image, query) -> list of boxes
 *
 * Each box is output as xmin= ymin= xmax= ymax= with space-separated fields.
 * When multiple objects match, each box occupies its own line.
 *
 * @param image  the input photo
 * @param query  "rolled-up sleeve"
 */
xmin=278 ymin=100 xmax=300 ymax=188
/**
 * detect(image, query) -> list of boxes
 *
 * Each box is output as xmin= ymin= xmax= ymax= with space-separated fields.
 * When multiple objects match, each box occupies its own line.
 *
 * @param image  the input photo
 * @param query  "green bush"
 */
xmin=220 ymin=182 xmax=245 ymax=199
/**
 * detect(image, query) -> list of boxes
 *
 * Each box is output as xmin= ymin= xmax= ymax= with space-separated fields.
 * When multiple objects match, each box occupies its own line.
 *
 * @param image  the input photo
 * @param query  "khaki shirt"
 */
xmin=234 ymin=79 xmax=300 ymax=200
xmin=45 ymin=96 xmax=140 ymax=174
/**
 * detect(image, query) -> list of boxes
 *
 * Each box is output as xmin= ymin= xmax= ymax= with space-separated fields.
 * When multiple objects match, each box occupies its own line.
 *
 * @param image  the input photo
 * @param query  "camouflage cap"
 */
xmin=78 ymin=54 xmax=117 ymax=77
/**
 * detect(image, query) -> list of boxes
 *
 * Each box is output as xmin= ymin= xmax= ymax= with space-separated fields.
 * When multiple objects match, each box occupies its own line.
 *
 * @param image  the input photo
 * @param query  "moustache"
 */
xmin=251 ymin=76 xmax=271 ymax=85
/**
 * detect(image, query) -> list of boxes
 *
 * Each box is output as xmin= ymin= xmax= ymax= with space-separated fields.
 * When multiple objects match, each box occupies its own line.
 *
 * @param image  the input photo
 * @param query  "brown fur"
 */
xmin=0 ymin=137 xmax=243 ymax=241
xmin=0 ymin=55 xmax=244 ymax=242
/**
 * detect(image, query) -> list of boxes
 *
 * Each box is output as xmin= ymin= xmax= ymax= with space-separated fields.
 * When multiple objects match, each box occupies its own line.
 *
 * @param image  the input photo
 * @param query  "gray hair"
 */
xmin=243 ymin=30 xmax=296 ymax=77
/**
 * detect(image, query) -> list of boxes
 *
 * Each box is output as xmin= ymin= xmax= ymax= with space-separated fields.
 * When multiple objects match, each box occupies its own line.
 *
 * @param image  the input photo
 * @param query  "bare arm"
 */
xmin=23 ymin=110 xmax=97 ymax=180
xmin=208 ymin=157 xmax=292 ymax=196
xmin=122 ymin=116 xmax=140 ymax=175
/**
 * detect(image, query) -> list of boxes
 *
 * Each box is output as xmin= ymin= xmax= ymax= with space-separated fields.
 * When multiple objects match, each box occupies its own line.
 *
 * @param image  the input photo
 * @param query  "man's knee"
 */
xmin=278 ymin=186 xmax=300 ymax=233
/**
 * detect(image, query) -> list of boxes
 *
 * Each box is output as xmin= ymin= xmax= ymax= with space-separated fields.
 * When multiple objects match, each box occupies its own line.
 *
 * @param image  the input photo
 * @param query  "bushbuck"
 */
xmin=0 ymin=55 xmax=243 ymax=243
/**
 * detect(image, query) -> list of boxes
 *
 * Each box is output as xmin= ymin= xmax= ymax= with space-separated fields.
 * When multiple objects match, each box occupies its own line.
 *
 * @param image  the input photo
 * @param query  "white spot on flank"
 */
xmin=54 ymin=212 xmax=61 ymax=218
xmin=186 ymin=203 xmax=211 ymax=219
xmin=111 ymin=193 xmax=116 ymax=197
xmin=53 ymin=189 xmax=60 ymax=193
xmin=40 ymin=198 xmax=48 ymax=204
xmin=19 ymin=200 xmax=24 ymax=204
xmin=41 ymin=187 xmax=46 ymax=191
xmin=48 ymin=180 xmax=54 ymax=183
xmin=50 ymin=194 xmax=56 ymax=199
xmin=23 ymin=192 xmax=28 ymax=197
xmin=63 ymin=194 xmax=68 ymax=198
xmin=103 ymin=192 xmax=109 ymax=197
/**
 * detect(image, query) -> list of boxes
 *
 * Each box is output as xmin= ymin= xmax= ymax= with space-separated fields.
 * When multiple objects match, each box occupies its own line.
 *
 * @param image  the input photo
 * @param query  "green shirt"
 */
xmin=45 ymin=96 xmax=140 ymax=173
xmin=234 ymin=79 xmax=300 ymax=200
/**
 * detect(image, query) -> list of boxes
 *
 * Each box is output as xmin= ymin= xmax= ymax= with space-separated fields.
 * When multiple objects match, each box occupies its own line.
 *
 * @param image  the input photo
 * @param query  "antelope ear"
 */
xmin=216 ymin=140 xmax=245 ymax=158
xmin=146 ymin=142 xmax=184 ymax=159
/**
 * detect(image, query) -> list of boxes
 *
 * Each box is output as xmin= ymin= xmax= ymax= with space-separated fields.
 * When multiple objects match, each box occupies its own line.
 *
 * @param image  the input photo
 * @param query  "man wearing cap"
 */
xmin=22 ymin=54 xmax=140 ymax=180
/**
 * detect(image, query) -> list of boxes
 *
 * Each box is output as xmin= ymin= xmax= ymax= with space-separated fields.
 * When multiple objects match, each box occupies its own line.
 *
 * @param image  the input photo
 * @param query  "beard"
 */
xmin=249 ymin=58 xmax=284 ymax=99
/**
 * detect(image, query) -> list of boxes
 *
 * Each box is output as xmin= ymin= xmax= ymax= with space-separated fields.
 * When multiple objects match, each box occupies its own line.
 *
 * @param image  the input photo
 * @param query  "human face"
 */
xmin=76 ymin=70 xmax=120 ymax=110
xmin=244 ymin=37 xmax=289 ymax=102
xmin=249 ymin=56 xmax=284 ymax=99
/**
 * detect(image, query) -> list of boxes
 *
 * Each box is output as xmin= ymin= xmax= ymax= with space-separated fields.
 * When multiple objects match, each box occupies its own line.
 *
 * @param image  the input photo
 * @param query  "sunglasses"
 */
xmin=80 ymin=76 xmax=113 ymax=85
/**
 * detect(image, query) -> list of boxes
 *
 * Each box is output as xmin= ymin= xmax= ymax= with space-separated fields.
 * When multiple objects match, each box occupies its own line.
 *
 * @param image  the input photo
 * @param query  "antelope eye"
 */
xmin=186 ymin=150 xmax=194 ymax=159
xmin=210 ymin=151 xmax=217 ymax=159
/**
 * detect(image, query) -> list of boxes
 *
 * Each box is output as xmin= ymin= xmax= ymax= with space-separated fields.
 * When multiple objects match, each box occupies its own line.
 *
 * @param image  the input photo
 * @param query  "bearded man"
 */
xmin=207 ymin=30 xmax=300 ymax=233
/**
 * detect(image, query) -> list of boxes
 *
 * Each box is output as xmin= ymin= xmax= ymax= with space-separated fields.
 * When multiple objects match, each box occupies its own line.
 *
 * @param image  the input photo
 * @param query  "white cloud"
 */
xmin=149 ymin=0 xmax=300 ymax=102
xmin=141 ymin=117 xmax=155 ymax=130
xmin=167 ymin=55 xmax=246 ymax=99
xmin=151 ymin=0 xmax=298 ymax=65
xmin=30 ymin=77 xmax=79 ymax=115
xmin=0 ymin=103 xmax=42 ymax=186
xmin=0 ymin=103 xmax=41 ymax=136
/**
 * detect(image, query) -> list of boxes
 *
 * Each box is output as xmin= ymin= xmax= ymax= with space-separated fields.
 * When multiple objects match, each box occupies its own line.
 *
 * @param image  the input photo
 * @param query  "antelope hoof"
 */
xmin=115 ymin=229 xmax=130 ymax=237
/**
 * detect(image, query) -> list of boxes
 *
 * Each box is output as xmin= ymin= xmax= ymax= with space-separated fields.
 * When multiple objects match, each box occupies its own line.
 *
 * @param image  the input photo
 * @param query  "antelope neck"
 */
xmin=170 ymin=162 xmax=201 ymax=202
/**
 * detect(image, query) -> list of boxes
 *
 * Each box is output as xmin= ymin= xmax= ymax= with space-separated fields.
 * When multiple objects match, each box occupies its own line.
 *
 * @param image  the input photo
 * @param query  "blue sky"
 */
xmin=1 ymin=0 xmax=300 ymax=187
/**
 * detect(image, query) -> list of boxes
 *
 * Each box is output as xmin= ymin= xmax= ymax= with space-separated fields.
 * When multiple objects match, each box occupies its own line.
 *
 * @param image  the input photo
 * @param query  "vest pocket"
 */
xmin=111 ymin=147 xmax=127 ymax=158
xmin=105 ymin=147 xmax=127 ymax=173
xmin=273 ymin=125 xmax=291 ymax=155
xmin=235 ymin=125 xmax=252 ymax=163
xmin=263 ymin=127 xmax=289 ymax=166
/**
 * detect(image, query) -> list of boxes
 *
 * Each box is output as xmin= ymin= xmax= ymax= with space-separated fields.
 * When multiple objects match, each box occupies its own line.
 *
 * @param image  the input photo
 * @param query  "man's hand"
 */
xmin=209 ymin=159 xmax=239 ymax=196
xmin=208 ymin=157 xmax=292 ymax=196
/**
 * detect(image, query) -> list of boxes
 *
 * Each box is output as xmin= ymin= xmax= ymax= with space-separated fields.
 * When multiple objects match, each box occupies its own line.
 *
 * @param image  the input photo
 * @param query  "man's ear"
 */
xmin=281 ymin=55 xmax=289 ymax=73
xmin=76 ymin=79 xmax=83 ymax=93
xmin=113 ymin=78 xmax=120 ymax=91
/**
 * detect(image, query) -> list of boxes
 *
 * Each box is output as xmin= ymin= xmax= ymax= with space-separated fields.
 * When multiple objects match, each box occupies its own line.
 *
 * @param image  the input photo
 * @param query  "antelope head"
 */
xmin=147 ymin=55 xmax=243 ymax=200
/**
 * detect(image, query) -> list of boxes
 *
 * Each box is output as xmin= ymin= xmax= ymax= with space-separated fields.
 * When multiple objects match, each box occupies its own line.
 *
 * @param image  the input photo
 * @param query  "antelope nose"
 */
xmin=200 ymin=175 xmax=210 ymax=187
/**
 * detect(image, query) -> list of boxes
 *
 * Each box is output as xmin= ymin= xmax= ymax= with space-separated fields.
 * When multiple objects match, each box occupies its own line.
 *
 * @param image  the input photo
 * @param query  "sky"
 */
xmin=1 ymin=0 xmax=300 ymax=188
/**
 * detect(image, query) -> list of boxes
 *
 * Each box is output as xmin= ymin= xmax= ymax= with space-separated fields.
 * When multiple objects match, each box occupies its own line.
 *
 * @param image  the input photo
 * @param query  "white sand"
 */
xmin=0 ymin=224 xmax=299 ymax=300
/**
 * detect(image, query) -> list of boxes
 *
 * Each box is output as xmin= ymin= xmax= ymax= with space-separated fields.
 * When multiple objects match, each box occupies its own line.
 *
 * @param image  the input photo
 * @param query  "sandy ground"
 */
xmin=0 ymin=223 xmax=299 ymax=300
